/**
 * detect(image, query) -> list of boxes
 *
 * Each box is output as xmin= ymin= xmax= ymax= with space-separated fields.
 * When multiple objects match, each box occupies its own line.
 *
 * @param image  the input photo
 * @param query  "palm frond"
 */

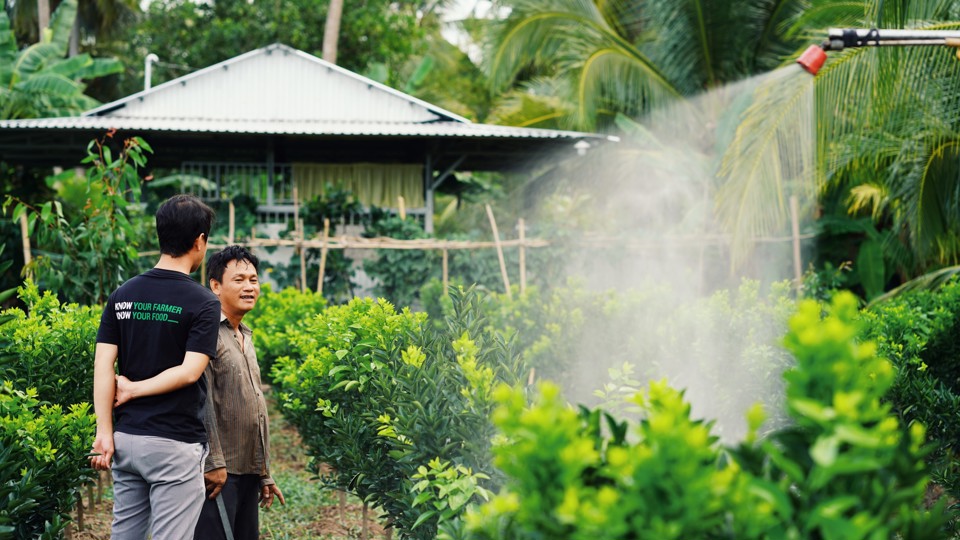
xmin=715 ymin=65 xmax=818 ymax=266
xmin=867 ymin=265 xmax=960 ymax=306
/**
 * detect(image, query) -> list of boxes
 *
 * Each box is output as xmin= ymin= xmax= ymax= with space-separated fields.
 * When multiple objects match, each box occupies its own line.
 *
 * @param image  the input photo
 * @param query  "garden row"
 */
xmin=4 ymin=277 xmax=960 ymax=538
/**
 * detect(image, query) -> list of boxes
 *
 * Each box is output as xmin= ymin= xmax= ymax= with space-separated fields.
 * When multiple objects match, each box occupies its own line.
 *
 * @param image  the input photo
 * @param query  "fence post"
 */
xmin=228 ymin=200 xmax=235 ymax=244
xmin=518 ymin=218 xmax=526 ymax=295
xmin=19 ymin=213 xmax=32 ymax=281
xmin=790 ymin=195 xmax=802 ymax=294
xmin=485 ymin=204 xmax=511 ymax=299
xmin=317 ymin=218 xmax=330 ymax=294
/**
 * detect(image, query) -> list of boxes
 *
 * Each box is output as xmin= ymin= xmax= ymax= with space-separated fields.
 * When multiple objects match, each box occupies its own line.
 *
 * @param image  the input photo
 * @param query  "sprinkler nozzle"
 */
xmin=797 ymin=45 xmax=827 ymax=76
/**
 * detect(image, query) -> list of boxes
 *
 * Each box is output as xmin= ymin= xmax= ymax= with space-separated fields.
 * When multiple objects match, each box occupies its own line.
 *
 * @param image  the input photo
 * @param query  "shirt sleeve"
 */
xmin=96 ymin=293 xmax=119 ymax=344
xmin=186 ymin=296 xmax=221 ymax=358
xmin=203 ymin=354 xmax=227 ymax=472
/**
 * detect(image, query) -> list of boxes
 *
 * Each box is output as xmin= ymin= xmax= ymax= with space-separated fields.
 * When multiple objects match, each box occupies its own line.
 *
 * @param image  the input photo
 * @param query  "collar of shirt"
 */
xmin=219 ymin=313 xmax=252 ymax=337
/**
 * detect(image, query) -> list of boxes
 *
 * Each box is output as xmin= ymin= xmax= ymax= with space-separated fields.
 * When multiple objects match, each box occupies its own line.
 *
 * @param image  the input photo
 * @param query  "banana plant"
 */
xmin=0 ymin=0 xmax=121 ymax=119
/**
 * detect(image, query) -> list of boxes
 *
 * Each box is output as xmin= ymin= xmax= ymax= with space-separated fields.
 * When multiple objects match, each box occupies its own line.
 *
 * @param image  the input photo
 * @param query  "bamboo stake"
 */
xmin=398 ymin=196 xmax=406 ymax=220
xmin=442 ymin=249 xmax=449 ymax=295
xmin=19 ymin=213 xmax=32 ymax=281
xmin=790 ymin=195 xmax=802 ymax=294
xmin=485 ymin=204 xmax=511 ymax=299
xmin=299 ymin=218 xmax=307 ymax=293
xmin=228 ymin=200 xmax=235 ymax=244
xmin=518 ymin=218 xmax=526 ymax=294
xmin=339 ymin=490 xmax=346 ymax=522
xmin=317 ymin=218 xmax=330 ymax=294
xmin=362 ymin=502 xmax=369 ymax=540
xmin=200 ymin=257 xmax=206 ymax=286
xmin=76 ymin=493 xmax=84 ymax=532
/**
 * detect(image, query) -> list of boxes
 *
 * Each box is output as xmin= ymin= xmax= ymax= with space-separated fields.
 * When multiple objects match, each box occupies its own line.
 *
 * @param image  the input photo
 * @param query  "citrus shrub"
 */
xmin=273 ymin=288 xmax=524 ymax=538
xmin=0 ymin=280 xmax=100 ymax=408
xmin=423 ymin=278 xmax=796 ymax=440
xmin=0 ymin=282 xmax=100 ymax=536
xmin=462 ymin=293 xmax=948 ymax=539
xmin=859 ymin=279 xmax=960 ymax=501
xmin=242 ymin=284 xmax=326 ymax=382
xmin=0 ymin=383 xmax=96 ymax=538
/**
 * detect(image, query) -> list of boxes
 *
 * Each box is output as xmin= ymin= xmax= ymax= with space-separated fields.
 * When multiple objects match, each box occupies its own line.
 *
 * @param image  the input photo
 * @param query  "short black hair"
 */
xmin=156 ymin=194 xmax=216 ymax=257
xmin=207 ymin=245 xmax=260 ymax=284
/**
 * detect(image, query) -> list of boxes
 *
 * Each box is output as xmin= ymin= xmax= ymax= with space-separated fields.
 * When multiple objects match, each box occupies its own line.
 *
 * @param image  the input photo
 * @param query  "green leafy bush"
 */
xmin=3 ymin=134 xmax=152 ymax=305
xmin=0 ymin=383 xmax=96 ymax=539
xmin=859 ymin=279 xmax=960 ymax=500
xmin=0 ymin=281 xmax=101 ymax=407
xmin=363 ymin=216 xmax=438 ymax=308
xmin=242 ymin=284 xmax=326 ymax=382
xmin=425 ymin=279 xmax=796 ymax=441
xmin=273 ymin=288 xmax=524 ymax=538
xmin=463 ymin=293 xmax=948 ymax=539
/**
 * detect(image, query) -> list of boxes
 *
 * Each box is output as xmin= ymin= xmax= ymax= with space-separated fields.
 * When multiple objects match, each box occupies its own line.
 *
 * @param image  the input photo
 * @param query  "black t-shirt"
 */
xmin=97 ymin=268 xmax=220 ymax=443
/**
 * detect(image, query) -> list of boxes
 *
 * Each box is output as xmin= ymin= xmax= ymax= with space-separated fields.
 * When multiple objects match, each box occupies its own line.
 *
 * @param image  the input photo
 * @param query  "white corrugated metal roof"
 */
xmin=0 ymin=115 xmax=608 ymax=140
xmin=84 ymin=43 xmax=469 ymax=124
xmin=0 ymin=43 xmax=617 ymax=145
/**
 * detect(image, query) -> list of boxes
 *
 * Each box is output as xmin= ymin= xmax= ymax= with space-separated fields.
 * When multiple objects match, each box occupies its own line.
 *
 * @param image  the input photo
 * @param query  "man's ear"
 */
xmin=209 ymin=279 xmax=222 ymax=295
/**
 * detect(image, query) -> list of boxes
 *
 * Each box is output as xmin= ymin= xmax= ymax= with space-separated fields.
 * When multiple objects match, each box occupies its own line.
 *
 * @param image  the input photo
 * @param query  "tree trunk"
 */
xmin=322 ymin=0 xmax=344 ymax=64
xmin=69 ymin=17 xmax=79 ymax=56
xmin=38 ymin=0 xmax=51 ymax=38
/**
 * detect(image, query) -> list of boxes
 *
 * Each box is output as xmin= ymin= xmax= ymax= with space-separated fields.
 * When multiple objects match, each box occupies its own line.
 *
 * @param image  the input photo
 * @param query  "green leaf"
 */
xmin=411 ymin=509 xmax=437 ymax=530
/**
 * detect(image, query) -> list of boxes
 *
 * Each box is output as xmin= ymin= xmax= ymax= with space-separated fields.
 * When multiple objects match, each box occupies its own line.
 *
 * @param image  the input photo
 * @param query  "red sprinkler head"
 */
xmin=797 ymin=44 xmax=827 ymax=75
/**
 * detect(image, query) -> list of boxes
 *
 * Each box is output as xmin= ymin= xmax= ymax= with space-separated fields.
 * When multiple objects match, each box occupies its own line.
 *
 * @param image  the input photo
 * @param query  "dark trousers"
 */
xmin=194 ymin=473 xmax=260 ymax=540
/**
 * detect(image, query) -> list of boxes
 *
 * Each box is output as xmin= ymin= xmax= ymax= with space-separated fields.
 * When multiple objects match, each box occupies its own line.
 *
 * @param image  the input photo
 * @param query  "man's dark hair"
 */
xmin=207 ymin=245 xmax=260 ymax=284
xmin=156 ymin=195 xmax=216 ymax=257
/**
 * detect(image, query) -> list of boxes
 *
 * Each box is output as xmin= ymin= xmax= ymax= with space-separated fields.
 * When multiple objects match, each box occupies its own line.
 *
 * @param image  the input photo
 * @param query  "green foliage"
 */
xmin=242 ymin=284 xmax=326 ymax=383
xmin=0 ymin=0 xmax=122 ymax=119
xmin=273 ymin=288 xmax=525 ymax=539
xmin=0 ymin=280 xmax=101 ymax=407
xmin=0 ymin=382 xmax=96 ymax=539
xmin=363 ymin=216 xmax=437 ymax=308
xmin=464 ymin=293 xmax=948 ymax=539
xmin=860 ymin=278 xmax=960 ymax=502
xmin=3 ymin=134 xmax=151 ymax=304
xmin=300 ymin=186 xmax=363 ymax=303
xmin=423 ymin=279 xmax=796 ymax=440
xmin=114 ymin=0 xmax=425 ymax=95
xmin=730 ymin=292 xmax=947 ymax=539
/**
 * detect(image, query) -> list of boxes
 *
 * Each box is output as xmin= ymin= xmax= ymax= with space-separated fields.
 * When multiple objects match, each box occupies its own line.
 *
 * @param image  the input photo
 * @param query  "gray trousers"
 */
xmin=111 ymin=431 xmax=207 ymax=540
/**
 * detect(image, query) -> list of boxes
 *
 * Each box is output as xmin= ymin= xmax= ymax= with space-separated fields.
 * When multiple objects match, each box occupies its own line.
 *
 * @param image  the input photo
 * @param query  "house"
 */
xmin=0 ymin=43 xmax=615 ymax=232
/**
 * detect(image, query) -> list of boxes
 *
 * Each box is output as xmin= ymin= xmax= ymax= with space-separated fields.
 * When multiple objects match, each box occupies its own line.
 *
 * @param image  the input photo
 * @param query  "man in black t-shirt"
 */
xmin=91 ymin=194 xmax=220 ymax=540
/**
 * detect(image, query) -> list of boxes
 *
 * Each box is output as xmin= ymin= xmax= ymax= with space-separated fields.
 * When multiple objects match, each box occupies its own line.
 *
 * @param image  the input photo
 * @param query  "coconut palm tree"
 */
xmin=485 ymin=0 xmax=807 ymax=130
xmin=744 ymin=0 xmax=960 ymax=285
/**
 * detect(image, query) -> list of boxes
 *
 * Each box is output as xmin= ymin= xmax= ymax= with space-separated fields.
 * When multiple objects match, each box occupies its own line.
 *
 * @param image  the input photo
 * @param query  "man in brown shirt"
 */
xmin=195 ymin=245 xmax=284 ymax=540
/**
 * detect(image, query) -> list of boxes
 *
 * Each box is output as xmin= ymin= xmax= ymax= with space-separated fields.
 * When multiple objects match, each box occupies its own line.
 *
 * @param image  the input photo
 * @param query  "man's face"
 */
xmin=211 ymin=259 xmax=260 ymax=316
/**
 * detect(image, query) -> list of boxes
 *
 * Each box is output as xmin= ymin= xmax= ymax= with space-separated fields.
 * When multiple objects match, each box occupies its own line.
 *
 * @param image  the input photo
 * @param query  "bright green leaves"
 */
xmin=467 ymin=292 xmax=947 ymax=539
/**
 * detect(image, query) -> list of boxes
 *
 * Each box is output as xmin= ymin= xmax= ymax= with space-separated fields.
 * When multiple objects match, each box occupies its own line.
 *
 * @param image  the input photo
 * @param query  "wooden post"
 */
xmin=317 ymin=218 xmax=330 ymax=294
xmin=228 ymin=200 xmax=235 ymax=244
xmin=442 ymin=248 xmax=449 ymax=295
xmin=790 ymin=195 xmax=802 ymax=294
xmin=485 ymin=204 xmax=512 ymax=299
xmin=19 ymin=213 xmax=32 ymax=281
xmin=299 ymin=218 xmax=307 ymax=293
xmin=518 ymin=218 xmax=526 ymax=295
xmin=362 ymin=502 xmax=369 ymax=540
xmin=398 ymin=196 xmax=406 ymax=220
xmin=200 ymin=256 xmax=206 ymax=286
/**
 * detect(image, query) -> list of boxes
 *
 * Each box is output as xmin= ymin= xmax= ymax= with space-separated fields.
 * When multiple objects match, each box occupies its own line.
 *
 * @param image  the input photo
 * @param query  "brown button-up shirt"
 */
xmin=203 ymin=315 xmax=273 ymax=487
